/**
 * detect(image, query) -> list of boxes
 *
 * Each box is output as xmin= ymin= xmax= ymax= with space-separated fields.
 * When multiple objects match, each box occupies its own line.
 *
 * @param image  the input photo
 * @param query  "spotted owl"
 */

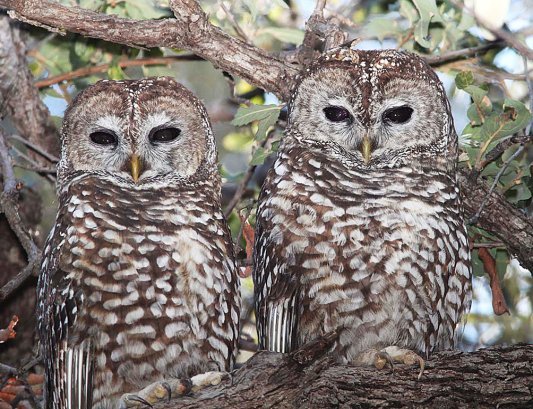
xmin=253 ymin=47 xmax=472 ymax=367
xmin=38 ymin=77 xmax=240 ymax=409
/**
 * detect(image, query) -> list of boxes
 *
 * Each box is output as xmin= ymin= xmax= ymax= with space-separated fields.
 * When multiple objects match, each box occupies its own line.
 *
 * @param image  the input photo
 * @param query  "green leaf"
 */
xmin=250 ymin=146 xmax=269 ymax=165
xmin=256 ymin=27 xmax=305 ymax=45
xmin=399 ymin=0 xmax=419 ymax=24
xmin=411 ymin=0 xmax=444 ymax=48
xmin=231 ymin=104 xmax=281 ymax=126
xmin=455 ymin=71 xmax=475 ymax=90
xmin=255 ymin=112 xmax=279 ymax=141
xmin=364 ymin=18 xmax=401 ymax=42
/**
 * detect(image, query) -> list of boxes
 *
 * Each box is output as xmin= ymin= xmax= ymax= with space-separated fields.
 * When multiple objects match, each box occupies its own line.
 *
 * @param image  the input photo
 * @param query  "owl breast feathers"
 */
xmin=37 ymin=77 xmax=240 ymax=409
xmin=253 ymin=48 xmax=472 ymax=361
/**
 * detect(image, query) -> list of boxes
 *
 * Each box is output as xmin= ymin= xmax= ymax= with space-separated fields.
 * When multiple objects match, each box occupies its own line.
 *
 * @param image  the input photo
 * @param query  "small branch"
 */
xmin=8 ymin=134 xmax=59 ymax=163
xmin=34 ymin=54 xmax=203 ymax=88
xmin=451 ymin=0 xmax=533 ymax=60
xmin=476 ymin=134 xmax=532 ymax=173
xmin=219 ymin=1 xmax=248 ymax=42
xmin=424 ymin=41 xmax=504 ymax=66
xmin=477 ymin=248 xmax=510 ymax=316
xmin=0 ymin=258 xmax=40 ymax=302
xmin=472 ymin=241 xmax=505 ymax=249
xmin=0 ymin=130 xmax=41 ymax=302
xmin=468 ymin=145 xmax=525 ymax=225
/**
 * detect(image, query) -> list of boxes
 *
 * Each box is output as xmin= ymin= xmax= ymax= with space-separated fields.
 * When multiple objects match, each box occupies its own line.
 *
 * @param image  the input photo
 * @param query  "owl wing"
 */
xmin=253 ymin=188 xmax=301 ymax=354
xmin=38 ymin=205 xmax=93 ymax=409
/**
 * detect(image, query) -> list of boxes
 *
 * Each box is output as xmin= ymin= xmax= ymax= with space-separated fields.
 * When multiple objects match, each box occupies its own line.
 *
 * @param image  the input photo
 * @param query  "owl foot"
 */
xmin=354 ymin=346 xmax=425 ymax=379
xmin=118 ymin=371 xmax=228 ymax=408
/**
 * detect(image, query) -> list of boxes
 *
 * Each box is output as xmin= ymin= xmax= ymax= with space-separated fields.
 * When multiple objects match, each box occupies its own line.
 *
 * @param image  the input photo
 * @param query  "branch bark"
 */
xmin=156 ymin=342 xmax=533 ymax=409
xmin=0 ymin=15 xmax=59 ymax=157
xmin=459 ymin=169 xmax=533 ymax=272
xmin=0 ymin=0 xmax=299 ymax=100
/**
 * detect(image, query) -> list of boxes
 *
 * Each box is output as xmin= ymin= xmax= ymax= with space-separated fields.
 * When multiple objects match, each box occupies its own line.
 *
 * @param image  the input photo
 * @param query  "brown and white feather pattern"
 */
xmin=254 ymin=48 xmax=472 ymax=361
xmin=38 ymin=78 xmax=240 ymax=409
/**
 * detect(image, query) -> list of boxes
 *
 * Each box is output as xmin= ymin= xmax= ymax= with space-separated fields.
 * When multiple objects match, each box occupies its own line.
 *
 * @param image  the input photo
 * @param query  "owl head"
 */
xmin=287 ymin=46 xmax=457 ymax=171
xmin=58 ymin=77 xmax=216 ymax=187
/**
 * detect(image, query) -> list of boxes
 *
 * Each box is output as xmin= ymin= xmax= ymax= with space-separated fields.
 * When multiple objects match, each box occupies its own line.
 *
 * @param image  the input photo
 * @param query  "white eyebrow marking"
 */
xmin=95 ymin=115 xmax=123 ymax=134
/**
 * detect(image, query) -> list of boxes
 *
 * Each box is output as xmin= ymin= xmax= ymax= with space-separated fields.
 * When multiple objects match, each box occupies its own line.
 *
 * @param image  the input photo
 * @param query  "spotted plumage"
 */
xmin=38 ymin=77 xmax=240 ymax=409
xmin=253 ymin=47 xmax=472 ymax=363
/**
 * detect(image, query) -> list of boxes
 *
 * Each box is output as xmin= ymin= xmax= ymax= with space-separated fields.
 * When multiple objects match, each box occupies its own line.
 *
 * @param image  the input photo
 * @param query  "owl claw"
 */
xmin=381 ymin=346 xmax=425 ymax=379
xmin=118 ymin=372 xmax=228 ymax=408
xmin=354 ymin=346 xmax=425 ymax=378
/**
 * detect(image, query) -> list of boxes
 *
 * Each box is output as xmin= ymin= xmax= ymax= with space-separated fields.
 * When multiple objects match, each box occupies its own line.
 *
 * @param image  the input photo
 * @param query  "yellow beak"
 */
xmin=130 ymin=154 xmax=142 ymax=183
xmin=360 ymin=136 xmax=372 ymax=165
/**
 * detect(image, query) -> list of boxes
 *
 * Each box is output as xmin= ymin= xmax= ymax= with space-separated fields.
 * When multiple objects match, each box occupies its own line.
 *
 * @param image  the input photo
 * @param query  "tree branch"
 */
xmin=0 ymin=0 xmax=299 ymax=100
xmin=0 ymin=15 xmax=59 ymax=157
xmin=459 ymin=168 xmax=533 ymax=272
xmin=154 ymin=341 xmax=533 ymax=409
xmin=0 ymin=129 xmax=41 ymax=302
xmin=34 ymin=54 xmax=203 ymax=89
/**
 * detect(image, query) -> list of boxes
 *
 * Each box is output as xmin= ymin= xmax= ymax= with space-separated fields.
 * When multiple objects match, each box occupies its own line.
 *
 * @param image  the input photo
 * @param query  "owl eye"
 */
xmin=383 ymin=106 xmax=413 ymax=124
xmin=323 ymin=106 xmax=352 ymax=123
xmin=89 ymin=131 xmax=117 ymax=146
xmin=150 ymin=127 xmax=181 ymax=143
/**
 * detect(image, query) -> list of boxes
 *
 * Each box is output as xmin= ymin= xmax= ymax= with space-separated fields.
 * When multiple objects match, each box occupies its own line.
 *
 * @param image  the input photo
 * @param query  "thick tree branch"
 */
xmin=155 ymin=342 xmax=533 ymax=409
xmin=0 ymin=15 xmax=59 ymax=157
xmin=459 ymin=168 xmax=533 ymax=272
xmin=0 ymin=0 xmax=299 ymax=100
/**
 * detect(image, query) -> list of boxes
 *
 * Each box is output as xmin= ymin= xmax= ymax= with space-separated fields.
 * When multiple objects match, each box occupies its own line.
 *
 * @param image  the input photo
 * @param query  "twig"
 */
xmin=0 ymin=130 xmax=41 ymax=302
xmin=0 ymin=258 xmax=40 ymax=302
xmin=223 ymin=132 xmax=273 ymax=218
xmin=219 ymin=1 xmax=248 ymax=42
xmin=469 ymin=145 xmax=525 ymax=224
xmin=34 ymin=54 xmax=203 ymax=88
xmin=8 ymin=134 xmax=58 ymax=163
xmin=424 ymin=41 xmax=504 ymax=66
xmin=477 ymin=248 xmax=510 ymax=316
xmin=451 ymin=0 xmax=533 ymax=60
xmin=0 ymin=362 xmax=17 ymax=376
xmin=472 ymin=242 xmax=505 ymax=249
xmin=476 ymin=134 xmax=533 ymax=173
xmin=0 ymin=0 xmax=300 ymax=100
xmin=524 ymin=56 xmax=533 ymax=137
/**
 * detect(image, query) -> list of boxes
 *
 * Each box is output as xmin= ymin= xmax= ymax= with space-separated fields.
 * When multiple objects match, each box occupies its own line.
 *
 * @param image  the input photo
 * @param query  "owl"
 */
xmin=37 ymin=77 xmax=240 ymax=409
xmin=253 ymin=46 xmax=472 ymax=370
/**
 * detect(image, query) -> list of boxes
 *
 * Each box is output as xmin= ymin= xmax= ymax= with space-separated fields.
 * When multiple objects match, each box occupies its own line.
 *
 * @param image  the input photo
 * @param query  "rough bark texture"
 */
xmin=156 ymin=342 xmax=533 ymax=409
xmin=459 ymin=170 xmax=533 ymax=272
xmin=0 ymin=16 xmax=59 ymax=157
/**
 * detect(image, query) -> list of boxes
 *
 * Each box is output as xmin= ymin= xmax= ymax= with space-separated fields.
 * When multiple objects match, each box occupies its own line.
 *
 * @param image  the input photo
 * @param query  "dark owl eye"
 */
xmin=323 ymin=106 xmax=352 ymax=123
xmin=89 ymin=131 xmax=117 ymax=146
xmin=383 ymin=106 xmax=413 ymax=124
xmin=150 ymin=127 xmax=181 ymax=143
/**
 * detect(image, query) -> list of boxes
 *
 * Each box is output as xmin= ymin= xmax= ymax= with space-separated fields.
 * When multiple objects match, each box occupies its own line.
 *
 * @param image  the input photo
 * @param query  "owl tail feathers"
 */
xmin=260 ymin=297 xmax=299 ymax=354
xmin=46 ymin=339 xmax=93 ymax=409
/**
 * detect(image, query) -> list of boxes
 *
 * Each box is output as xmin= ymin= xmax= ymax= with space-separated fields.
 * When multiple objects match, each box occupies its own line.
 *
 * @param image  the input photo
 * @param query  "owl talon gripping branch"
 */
xmin=119 ymin=371 xmax=227 ymax=408
xmin=355 ymin=346 xmax=425 ymax=379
